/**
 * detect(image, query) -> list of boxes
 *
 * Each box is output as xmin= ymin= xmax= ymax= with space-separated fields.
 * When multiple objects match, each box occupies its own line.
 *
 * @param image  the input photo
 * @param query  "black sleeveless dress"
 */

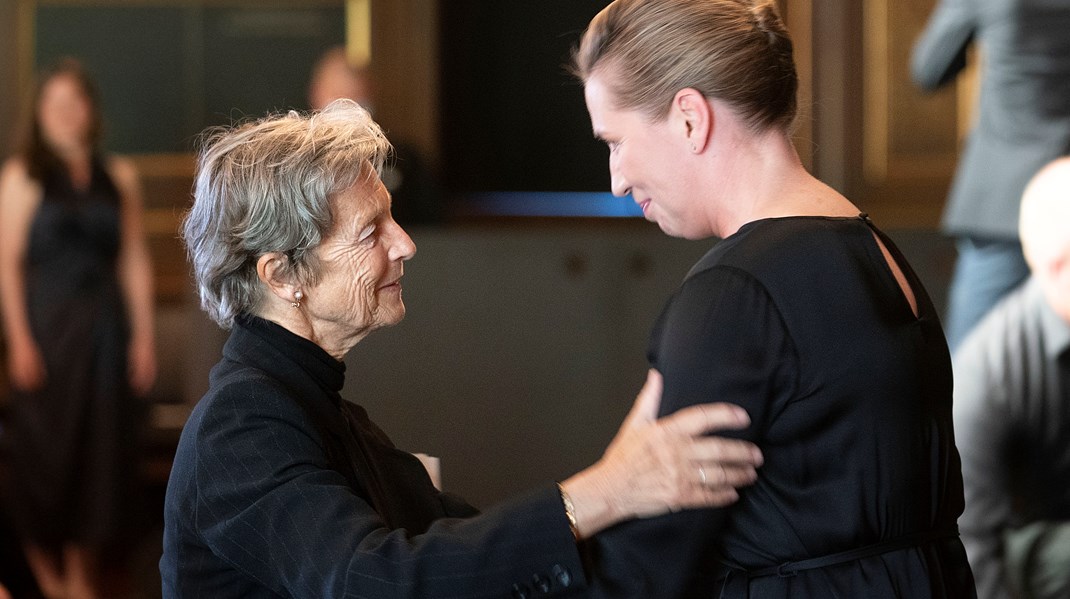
xmin=5 ymin=159 xmax=139 ymax=549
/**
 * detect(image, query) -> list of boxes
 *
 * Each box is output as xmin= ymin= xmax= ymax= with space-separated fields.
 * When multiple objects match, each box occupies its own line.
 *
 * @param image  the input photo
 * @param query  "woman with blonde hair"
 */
xmin=572 ymin=0 xmax=977 ymax=596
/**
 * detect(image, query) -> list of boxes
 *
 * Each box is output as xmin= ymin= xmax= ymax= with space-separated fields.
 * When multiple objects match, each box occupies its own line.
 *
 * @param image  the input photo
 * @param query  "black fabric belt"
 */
xmin=719 ymin=527 xmax=960 ymax=580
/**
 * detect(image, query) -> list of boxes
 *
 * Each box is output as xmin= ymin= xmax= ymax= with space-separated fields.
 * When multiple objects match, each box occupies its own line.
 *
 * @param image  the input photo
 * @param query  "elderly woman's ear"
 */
xmin=256 ymin=252 xmax=303 ymax=307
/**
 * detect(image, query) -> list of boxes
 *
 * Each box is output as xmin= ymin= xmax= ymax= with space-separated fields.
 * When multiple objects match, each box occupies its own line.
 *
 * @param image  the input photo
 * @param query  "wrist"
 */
xmin=556 ymin=483 xmax=580 ymax=540
xmin=559 ymin=465 xmax=620 ymax=540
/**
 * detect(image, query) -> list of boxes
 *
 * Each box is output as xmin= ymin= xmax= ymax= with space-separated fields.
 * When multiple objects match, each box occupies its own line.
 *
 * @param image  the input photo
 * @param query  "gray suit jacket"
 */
xmin=952 ymin=277 xmax=1070 ymax=599
xmin=912 ymin=0 xmax=1070 ymax=239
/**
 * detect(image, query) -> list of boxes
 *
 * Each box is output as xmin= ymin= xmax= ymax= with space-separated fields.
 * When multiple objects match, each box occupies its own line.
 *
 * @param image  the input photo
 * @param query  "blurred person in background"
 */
xmin=912 ymin=0 xmax=1070 ymax=351
xmin=0 ymin=58 xmax=157 ymax=599
xmin=308 ymin=46 xmax=442 ymax=225
xmin=952 ymin=156 xmax=1070 ymax=599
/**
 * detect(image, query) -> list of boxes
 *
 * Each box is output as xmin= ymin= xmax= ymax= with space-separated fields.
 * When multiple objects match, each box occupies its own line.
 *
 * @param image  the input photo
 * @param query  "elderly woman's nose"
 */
xmin=388 ymin=223 xmax=417 ymax=261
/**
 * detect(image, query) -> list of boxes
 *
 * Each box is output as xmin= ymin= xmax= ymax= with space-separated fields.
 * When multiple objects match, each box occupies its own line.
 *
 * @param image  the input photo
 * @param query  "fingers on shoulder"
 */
xmin=662 ymin=402 xmax=751 ymax=435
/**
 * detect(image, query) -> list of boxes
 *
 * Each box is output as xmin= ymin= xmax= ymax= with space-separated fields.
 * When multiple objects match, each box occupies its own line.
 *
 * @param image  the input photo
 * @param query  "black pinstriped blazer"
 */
xmin=160 ymin=315 xmax=584 ymax=598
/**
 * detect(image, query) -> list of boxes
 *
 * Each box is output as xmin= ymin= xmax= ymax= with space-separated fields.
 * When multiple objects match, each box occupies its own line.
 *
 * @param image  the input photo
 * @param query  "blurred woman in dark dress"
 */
xmin=0 ymin=59 xmax=156 ymax=599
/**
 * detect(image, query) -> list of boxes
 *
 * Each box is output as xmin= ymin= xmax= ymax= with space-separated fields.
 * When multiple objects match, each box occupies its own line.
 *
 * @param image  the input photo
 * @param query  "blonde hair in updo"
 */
xmin=572 ymin=0 xmax=798 ymax=133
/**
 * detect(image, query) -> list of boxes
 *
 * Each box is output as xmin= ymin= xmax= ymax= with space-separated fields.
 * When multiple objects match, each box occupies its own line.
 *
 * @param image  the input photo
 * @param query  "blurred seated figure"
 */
xmin=309 ymin=46 xmax=442 ymax=225
xmin=953 ymin=156 xmax=1070 ymax=599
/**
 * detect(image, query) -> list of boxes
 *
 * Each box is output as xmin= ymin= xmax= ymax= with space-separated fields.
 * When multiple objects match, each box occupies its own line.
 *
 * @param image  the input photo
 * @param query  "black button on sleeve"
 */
xmin=532 ymin=573 xmax=552 ymax=593
xmin=552 ymin=564 xmax=573 ymax=588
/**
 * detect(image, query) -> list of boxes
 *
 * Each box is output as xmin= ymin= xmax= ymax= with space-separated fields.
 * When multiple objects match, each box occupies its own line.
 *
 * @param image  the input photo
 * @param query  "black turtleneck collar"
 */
xmin=223 ymin=314 xmax=449 ymax=534
xmin=230 ymin=313 xmax=346 ymax=398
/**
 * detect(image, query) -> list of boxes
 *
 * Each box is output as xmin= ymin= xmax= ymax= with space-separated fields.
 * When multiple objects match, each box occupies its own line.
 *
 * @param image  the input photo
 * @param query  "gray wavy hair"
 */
xmin=182 ymin=99 xmax=391 ymax=328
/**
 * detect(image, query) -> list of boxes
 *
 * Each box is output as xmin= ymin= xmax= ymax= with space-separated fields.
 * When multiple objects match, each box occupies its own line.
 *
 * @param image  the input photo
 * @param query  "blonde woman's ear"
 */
xmin=673 ymin=88 xmax=712 ymax=153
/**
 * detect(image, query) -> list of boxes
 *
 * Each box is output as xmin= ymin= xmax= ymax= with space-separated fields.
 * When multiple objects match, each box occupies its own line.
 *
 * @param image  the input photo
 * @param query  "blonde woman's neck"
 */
xmin=702 ymin=128 xmax=857 ymax=238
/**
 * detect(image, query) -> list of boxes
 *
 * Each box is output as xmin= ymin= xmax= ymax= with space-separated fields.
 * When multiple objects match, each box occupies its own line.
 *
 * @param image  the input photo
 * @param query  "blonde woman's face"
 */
xmin=584 ymin=74 xmax=706 ymax=239
xmin=37 ymin=74 xmax=94 ymax=153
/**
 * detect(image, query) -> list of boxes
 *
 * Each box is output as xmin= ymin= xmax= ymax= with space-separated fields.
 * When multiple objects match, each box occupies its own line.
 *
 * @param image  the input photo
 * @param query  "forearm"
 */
xmin=186 ymin=389 xmax=587 ymax=598
xmin=118 ymin=242 xmax=155 ymax=343
xmin=0 ymin=259 xmax=35 ymax=347
xmin=203 ymin=478 xmax=586 ymax=597
xmin=341 ymin=487 xmax=587 ymax=597
xmin=110 ymin=156 xmax=154 ymax=343
xmin=0 ymin=161 xmax=41 ymax=348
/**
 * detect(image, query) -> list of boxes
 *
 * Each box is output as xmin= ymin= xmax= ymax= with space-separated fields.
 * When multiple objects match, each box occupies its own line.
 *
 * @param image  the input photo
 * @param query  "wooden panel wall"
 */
xmin=806 ymin=0 xmax=966 ymax=228
xmin=858 ymin=0 xmax=963 ymax=226
xmin=6 ymin=0 xmax=967 ymax=231
xmin=0 ymin=1 xmax=31 ymax=154
xmin=369 ymin=0 xmax=439 ymax=170
xmin=782 ymin=0 xmax=814 ymax=171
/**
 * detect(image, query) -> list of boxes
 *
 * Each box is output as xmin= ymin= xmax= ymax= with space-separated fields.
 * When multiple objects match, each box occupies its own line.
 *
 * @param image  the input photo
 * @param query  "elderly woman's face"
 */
xmin=303 ymin=175 xmax=416 ymax=338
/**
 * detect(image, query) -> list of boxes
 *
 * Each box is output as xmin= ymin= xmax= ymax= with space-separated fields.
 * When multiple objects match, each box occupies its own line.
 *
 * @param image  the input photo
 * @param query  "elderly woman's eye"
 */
xmin=358 ymin=224 xmax=377 ymax=242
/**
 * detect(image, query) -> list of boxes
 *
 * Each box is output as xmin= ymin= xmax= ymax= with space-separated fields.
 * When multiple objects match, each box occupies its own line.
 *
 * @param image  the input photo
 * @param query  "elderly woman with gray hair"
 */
xmin=160 ymin=100 xmax=764 ymax=598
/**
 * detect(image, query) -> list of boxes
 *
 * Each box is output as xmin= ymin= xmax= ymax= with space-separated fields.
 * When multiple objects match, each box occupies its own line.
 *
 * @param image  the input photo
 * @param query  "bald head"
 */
xmin=1020 ymin=157 xmax=1070 ymax=273
xmin=308 ymin=46 xmax=372 ymax=111
xmin=1019 ymin=157 xmax=1070 ymax=324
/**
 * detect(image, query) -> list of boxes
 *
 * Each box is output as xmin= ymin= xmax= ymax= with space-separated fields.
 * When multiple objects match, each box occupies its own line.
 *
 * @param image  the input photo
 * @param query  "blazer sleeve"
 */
xmin=584 ymin=268 xmax=796 ymax=598
xmin=189 ymin=378 xmax=587 ymax=599
xmin=911 ymin=0 xmax=978 ymax=90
